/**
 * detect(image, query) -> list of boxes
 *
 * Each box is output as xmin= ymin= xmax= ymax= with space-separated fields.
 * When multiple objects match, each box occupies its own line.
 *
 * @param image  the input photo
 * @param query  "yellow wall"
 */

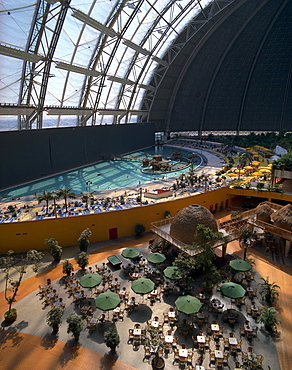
xmin=0 ymin=187 xmax=233 ymax=253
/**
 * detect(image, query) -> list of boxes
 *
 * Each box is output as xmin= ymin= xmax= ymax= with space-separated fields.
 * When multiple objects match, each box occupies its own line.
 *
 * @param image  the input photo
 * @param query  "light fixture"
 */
xmin=55 ymin=61 xmax=102 ymax=77
xmin=98 ymin=109 xmax=127 ymax=116
xmin=46 ymin=107 xmax=93 ymax=115
xmin=0 ymin=105 xmax=35 ymax=115
xmin=138 ymin=84 xmax=156 ymax=91
xmin=122 ymin=39 xmax=151 ymax=56
xmin=0 ymin=44 xmax=43 ymax=63
xmin=107 ymin=76 xmax=135 ymax=85
xmin=72 ymin=10 xmax=118 ymax=38
xmin=152 ymin=55 xmax=168 ymax=67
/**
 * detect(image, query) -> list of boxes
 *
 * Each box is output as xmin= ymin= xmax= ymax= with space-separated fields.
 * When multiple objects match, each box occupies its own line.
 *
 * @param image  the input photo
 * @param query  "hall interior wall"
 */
xmin=0 ymin=123 xmax=155 ymax=190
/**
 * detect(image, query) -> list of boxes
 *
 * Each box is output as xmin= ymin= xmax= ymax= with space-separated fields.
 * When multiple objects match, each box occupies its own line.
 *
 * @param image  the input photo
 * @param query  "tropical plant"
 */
xmin=230 ymin=211 xmax=240 ymax=219
xmin=135 ymin=223 xmax=146 ymax=236
xmin=80 ymin=192 xmax=94 ymax=209
xmin=256 ymin=182 xmax=265 ymax=191
xmin=56 ymin=187 xmax=75 ymax=213
xmin=164 ymin=211 xmax=171 ymax=219
xmin=37 ymin=190 xmax=53 ymax=214
xmin=193 ymin=225 xmax=224 ymax=288
xmin=259 ymin=306 xmax=280 ymax=332
xmin=0 ymin=249 xmax=43 ymax=320
xmin=104 ymin=325 xmax=120 ymax=351
xmin=45 ymin=237 xmax=62 ymax=262
xmin=258 ymin=277 xmax=280 ymax=305
xmin=240 ymin=229 xmax=255 ymax=260
xmin=51 ymin=192 xmax=60 ymax=218
xmin=76 ymin=251 xmax=89 ymax=270
xmin=173 ymin=252 xmax=196 ymax=291
xmin=78 ymin=228 xmax=92 ymax=252
xmin=66 ymin=313 xmax=83 ymax=340
xmin=46 ymin=307 xmax=64 ymax=332
xmin=62 ymin=260 xmax=74 ymax=276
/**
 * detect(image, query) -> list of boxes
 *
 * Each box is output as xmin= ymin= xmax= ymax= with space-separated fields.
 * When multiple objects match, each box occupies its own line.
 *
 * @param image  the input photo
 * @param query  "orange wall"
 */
xmin=0 ymin=187 xmax=233 ymax=253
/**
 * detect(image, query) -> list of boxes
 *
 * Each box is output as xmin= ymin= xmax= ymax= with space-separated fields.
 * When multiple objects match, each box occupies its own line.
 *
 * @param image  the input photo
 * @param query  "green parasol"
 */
xmin=147 ymin=252 xmax=166 ymax=264
xmin=220 ymin=282 xmax=246 ymax=299
xmin=175 ymin=295 xmax=202 ymax=315
xmin=131 ymin=278 xmax=155 ymax=295
xmin=229 ymin=259 xmax=251 ymax=272
xmin=94 ymin=291 xmax=121 ymax=311
xmin=163 ymin=266 xmax=180 ymax=280
xmin=79 ymin=273 xmax=102 ymax=288
xmin=121 ymin=248 xmax=140 ymax=259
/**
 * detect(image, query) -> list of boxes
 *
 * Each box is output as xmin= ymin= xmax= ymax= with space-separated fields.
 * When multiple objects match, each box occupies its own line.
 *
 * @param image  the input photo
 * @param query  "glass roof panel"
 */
xmin=0 ymin=0 xmax=228 ymax=130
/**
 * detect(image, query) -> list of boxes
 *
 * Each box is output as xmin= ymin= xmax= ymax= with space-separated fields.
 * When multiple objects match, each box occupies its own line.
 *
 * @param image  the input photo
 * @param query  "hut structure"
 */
xmin=254 ymin=202 xmax=274 ymax=224
xmin=170 ymin=204 xmax=218 ymax=245
xmin=271 ymin=203 xmax=292 ymax=231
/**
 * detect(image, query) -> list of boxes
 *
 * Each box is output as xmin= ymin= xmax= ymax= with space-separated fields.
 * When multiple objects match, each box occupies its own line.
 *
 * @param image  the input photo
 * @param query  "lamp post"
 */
xmin=86 ymin=180 xmax=93 ymax=193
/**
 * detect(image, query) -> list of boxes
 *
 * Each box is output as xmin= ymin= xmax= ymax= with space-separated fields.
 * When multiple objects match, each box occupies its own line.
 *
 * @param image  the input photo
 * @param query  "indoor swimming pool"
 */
xmin=0 ymin=145 xmax=206 ymax=201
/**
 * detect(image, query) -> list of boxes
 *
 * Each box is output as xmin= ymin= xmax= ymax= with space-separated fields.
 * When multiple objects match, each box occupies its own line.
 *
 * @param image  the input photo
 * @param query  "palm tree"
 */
xmin=51 ymin=192 xmax=60 ymax=218
xmin=236 ymin=152 xmax=248 ymax=179
xmin=56 ymin=187 xmax=75 ymax=213
xmin=37 ymin=190 xmax=53 ymax=214
xmin=80 ymin=192 xmax=95 ymax=210
xmin=258 ymin=276 xmax=280 ymax=305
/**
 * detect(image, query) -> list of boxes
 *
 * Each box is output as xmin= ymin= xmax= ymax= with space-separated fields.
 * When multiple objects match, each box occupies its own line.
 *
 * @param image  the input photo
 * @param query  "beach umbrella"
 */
xmin=95 ymin=291 xmax=120 ymax=311
xmin=163 ymin=266 xmax=180 ymax=280
xmin=251 ymin=161 xmax=260 ymax=166
xmin=244 ymin=166 xmax=253 ymax=170
xmin=252 ymin=172 xmax=264 ymax=177
xmin=175 ymin=295 xmax=202 ymax=315
xmin=147 ymin=252 xmax=166 ymax=264
xmin=131 ymin=278 xmax=155 ymax=295
xmin=122 ymin=248 xmax=140 ymax=259
xmin=229 ymin=259 xmax=251 ymax=272
xmin=227 ymin=173 xmax=238 ymax=178
xmin=259 ymin=168 xmax=271 ymax=173
xmin=268 ymin=164 xmax=273 ymax=168
xmin=79 ymin=273 xmax=102 ymax=288
xmin=235 ymin=169 xmax=245 ymax=174
xmin=220 ymin=282 xmax=246 ymax=299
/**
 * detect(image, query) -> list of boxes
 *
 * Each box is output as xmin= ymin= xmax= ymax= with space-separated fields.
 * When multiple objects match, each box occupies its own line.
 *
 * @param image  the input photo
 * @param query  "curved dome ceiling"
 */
xmin=0 ymin=0 xmax=230 ymax=130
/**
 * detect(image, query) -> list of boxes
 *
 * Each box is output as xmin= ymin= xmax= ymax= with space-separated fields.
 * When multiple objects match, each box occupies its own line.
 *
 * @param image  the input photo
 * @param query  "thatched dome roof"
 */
xmin=271 ymin=204 xmax=292 ymax=225
xmin=254 ymin=203 xmax=274 ymax=217
xmin=170 ymin=204 xmax=218 ymax=245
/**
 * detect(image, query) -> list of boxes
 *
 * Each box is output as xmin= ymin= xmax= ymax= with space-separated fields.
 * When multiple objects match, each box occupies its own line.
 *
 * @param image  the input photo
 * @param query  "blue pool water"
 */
xmin=0 ymin=146 xmax=206 ymax=201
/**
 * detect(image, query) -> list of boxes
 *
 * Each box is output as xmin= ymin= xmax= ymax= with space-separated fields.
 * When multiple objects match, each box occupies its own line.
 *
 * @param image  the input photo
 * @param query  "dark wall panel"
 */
xmin=0 ymin=123 xmax=155 ymax=190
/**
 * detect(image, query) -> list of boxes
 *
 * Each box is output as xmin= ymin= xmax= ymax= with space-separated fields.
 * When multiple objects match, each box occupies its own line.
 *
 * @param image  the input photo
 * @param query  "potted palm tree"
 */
xmin=258 ymin=276 xmax=280 ymax=306
xmin=78 ymin=228 xmax=92 ymax=252
xmin=76 ymin=252 xmax=89 ymax=270
xmin=66 ymin=313 xmax=83 ymax=340
xmin=46 ymin=307 xmax=64 ymax=333
xmin=0 ymin=249 xmax=43 ymax=322
xmin=143 ymin=327 xmax=165 ymax=370
xmin=62 ymin=260 xmax=74 ymax=276
xmin=45 ymin=238 xmax=62 ymax=262
xmin=104 ymin=325 xmax=120 ymax=352
xmin=135 ymin=223 xmax=146 ymax=236
xmin=259 ymin=306 xmax=280 ymax=333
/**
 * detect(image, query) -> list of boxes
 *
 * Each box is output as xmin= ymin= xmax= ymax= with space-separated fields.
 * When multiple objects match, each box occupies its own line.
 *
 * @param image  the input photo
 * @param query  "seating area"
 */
xmin=10 ymin=237 xmax=279 ymax=370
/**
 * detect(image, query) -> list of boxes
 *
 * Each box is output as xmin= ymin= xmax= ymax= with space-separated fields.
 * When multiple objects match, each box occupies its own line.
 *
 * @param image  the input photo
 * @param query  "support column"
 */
xmin=221 ymin=243 xmax=227 ymax=258
xmin=285 ymin=240 xmax=291 ymax=257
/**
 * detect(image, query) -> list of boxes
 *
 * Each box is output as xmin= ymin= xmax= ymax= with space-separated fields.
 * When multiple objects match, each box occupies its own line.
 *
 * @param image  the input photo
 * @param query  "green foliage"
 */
xmin=46 ymin=307 xmax=64 ymax=329
xmin=78 ymin=228 xmax=92 ymax=252
xmin=0 ymin=249 xmax=44 ymax=315
xmin=164 ymin=211 xmax=171 ymax=218
xmin=45 ymin=238 xmax=62 ymax=260
xmin=62 ymin=260 xmax=74 ymax=276
xmin=258 ymin=277 xmax=280 ymax=305
xmin=76 ymin=251 xmax=89 ymax=269
xmin=272 ymin=152 xmax=292 ymax=171
xmin=66 ymin=313 xmax=83 ymax=339
xmin=230 ymin=211 xmax=240 ymax=219
xmin=104 ymin=325 xmax=120 ymax=351
xmin=173 ymin=252 xmax=196 ymax=288
xmin=259 ymin=306 xmax=280 ymax=332
xmin=256 ymin=182 xmax=265 ymax=191
xmin=56 ymin=187 xmax=75 ymax=213
xmin=135 ymin=223 xmax=146 ymax=236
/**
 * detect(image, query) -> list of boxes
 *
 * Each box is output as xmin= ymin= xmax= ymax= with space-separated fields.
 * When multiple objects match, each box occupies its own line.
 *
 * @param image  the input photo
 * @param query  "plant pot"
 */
xmin=202 ymin=284 xmax=213 ymax=293
xmin=151 ymin=357 xmax=165 ymax=370
xmin=4 ymin=310 xmax=17 ymax=322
